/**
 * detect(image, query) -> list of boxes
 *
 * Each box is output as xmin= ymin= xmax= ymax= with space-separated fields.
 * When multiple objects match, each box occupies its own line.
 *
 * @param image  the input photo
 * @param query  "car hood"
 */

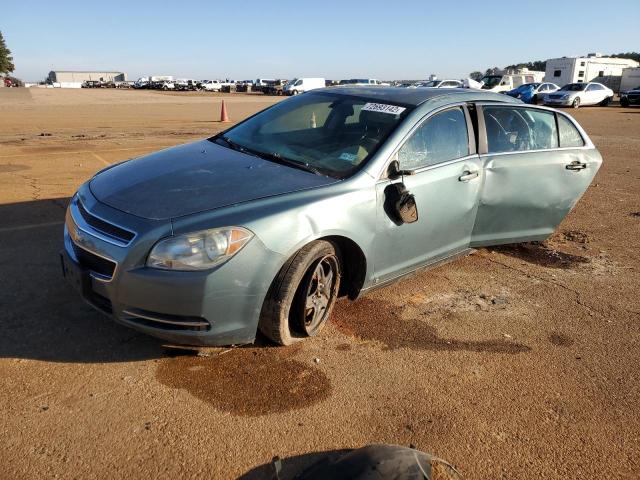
xmin=90 ymin=139 xmax=338 ymax=220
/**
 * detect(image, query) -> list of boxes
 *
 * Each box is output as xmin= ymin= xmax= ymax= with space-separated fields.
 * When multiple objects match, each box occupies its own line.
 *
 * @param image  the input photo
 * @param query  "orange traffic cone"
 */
xmin=219 ymin=100 xmax=230 ymax=123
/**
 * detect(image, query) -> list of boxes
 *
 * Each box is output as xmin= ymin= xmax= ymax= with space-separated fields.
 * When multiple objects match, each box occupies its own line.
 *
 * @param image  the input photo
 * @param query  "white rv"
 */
xmin=545 ymin=54 xmax=639 ymax=88
xmin=283 ymin=78 xmax=325 ymax=95
xmin=479 ymin=70 xmax=545 ymax=93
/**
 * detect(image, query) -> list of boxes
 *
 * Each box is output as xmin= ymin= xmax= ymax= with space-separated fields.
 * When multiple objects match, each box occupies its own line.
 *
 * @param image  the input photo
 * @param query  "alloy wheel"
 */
xmin=300 ymin=255 xmax=338 ymax=335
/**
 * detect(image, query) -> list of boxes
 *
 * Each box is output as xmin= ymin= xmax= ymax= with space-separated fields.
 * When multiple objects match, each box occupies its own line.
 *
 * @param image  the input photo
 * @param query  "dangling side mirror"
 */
xmin=388 ymin=159 xmax=417 ymax=180
xmin=383 ymin=182 xmax=419 ymax=225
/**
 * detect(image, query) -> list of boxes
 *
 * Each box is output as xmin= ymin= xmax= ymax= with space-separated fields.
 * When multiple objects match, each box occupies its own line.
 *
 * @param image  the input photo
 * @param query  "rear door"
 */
xmin=374 ymin=105 xmax=482 ymax=283
xmin=471 ymin=104 xmax=602 ymax=246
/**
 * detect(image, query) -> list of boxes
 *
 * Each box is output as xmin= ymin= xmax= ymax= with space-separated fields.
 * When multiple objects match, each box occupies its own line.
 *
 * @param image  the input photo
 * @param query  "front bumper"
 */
xmin=62 ymin=186 xmax=284 ymax=346
xmin=544 ymin=96 xmax=572 ymax=106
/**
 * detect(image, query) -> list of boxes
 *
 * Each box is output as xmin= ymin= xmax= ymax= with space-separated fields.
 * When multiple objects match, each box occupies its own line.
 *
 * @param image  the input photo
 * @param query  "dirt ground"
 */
xmin=0 ymin=88 xmax=638 ymax=479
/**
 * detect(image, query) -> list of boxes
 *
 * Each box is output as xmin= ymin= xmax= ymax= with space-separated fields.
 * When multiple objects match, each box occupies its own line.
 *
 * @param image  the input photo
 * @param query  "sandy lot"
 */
xmin=0 ymin=88 xmax=638 ymax=479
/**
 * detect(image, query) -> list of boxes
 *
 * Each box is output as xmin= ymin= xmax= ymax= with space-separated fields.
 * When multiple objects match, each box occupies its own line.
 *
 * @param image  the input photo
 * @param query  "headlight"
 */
xmin=147 ymin=227 xmax=253 ymax=271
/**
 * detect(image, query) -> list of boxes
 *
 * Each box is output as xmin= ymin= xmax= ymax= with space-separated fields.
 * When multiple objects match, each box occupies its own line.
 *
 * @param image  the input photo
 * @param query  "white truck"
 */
xmin=199 ymin=80 xmax=223 ymax=92
xmin=284 ymin=78 xmax=325 ymax=95
xmin=479 ymin=71 xmax=545 ymax=93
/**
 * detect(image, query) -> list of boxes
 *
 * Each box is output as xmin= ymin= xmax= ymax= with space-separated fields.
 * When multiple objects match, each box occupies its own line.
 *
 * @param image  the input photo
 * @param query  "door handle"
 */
xmin=566 ymin=161 xmax=587 ymax=171
xmin=458 ymin=170 xmax=479 ymax=182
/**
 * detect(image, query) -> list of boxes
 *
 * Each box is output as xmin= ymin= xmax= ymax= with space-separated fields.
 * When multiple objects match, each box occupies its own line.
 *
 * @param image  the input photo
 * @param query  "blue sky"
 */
xmin=4 ymin=0 xmax=640 ymax=81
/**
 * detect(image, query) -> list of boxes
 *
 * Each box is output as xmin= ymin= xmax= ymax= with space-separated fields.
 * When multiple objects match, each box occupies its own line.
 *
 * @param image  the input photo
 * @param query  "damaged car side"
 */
xmin=62 ymin=88 xmax=601 ymax=346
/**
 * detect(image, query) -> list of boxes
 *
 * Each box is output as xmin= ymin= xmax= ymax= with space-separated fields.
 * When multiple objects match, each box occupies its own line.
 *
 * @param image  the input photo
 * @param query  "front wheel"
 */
xmin=621 ymin=98 xmax=630 ymax=107
xmin=572 ymin=97 xmax=581 ymax=108
xmin=599 ymin=96 xmax=612 ymax=106
xmin=259 ymin=240 xmax=341 ymax=345
xmin=531 ymin=95 xmax=538 ymax=105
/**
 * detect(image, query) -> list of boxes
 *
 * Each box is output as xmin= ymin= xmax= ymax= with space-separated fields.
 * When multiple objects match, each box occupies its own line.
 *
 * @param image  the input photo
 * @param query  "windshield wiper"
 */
xmin=216 ymin=136 xmax=330 ymax=177
xmin=261 ymin=151 xmax=328 ymax=176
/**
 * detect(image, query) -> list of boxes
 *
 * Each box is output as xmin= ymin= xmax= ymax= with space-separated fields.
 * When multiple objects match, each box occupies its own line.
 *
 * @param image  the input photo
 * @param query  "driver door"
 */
xmin=373 ymin=105 xmax=482 ymax=284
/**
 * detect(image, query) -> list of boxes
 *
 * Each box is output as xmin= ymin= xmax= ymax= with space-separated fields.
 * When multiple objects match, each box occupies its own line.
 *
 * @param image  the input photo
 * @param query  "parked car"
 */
xmin=159 ymin=80 xmax=175 ymax=91
xmin=416 ymin=79 xmax=463 ymax=89
xmin=200 ymin=80 xmax=222 ymax=92
xmin=504 ymin=82 xmax=560 ymax=104
xmin=263 ymin=79 xmax=289 ymax=95
xmin=340 ymin=79 xmax=389 ymax=86
xmin=284 ymin=77 xmax=325 ymax=95
xmin=544 ymin=82 xmax=613 ymax=108
xmin=62 ymin=88 xmax=601 ymax=346
xmin=620 ymin=86 xmax=640 ymax=107
xmin=175 ymin=79 xmax=199 ymax=91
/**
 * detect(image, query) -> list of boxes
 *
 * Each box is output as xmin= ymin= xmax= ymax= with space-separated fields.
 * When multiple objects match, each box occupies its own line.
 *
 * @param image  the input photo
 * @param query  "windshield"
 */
xmin=560 ymin=83 xmax=586 ymax=92
xmin=211 ymin=92 xmax=411 ymax=178
xmin=480 ymin=75 xmax=502 ymax=89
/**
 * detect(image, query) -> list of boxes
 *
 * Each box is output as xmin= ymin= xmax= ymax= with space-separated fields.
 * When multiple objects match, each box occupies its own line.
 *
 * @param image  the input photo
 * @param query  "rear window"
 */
xmin=557 ymin=115 xmax=585 ymax=148
xmin=483 ymin=106 xmax=558 ymax=153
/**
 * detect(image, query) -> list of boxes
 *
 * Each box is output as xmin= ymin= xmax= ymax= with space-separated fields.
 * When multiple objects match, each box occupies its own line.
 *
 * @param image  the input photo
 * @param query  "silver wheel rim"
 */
xmin=301 ymin=255 xmax=338 ymax=335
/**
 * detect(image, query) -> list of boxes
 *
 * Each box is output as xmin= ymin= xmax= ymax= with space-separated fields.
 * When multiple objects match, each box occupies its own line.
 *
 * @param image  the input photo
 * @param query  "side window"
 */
xmin=554 ymin=70 xmax=561 ymax=77
xmin=483 ymin=106 xmax=558 ymax=153
xmin=557 ymin=115 xmax=585 ymax=148
xmin=398 ymin=108 xmax=469 ymax=170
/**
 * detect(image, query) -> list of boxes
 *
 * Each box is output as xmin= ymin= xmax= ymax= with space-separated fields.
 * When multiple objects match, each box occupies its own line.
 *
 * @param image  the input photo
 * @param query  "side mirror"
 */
xmin=383 ymin=182 xmax=419 ymax=225
xmin=388 ymin=159 xmax=417 ymax=180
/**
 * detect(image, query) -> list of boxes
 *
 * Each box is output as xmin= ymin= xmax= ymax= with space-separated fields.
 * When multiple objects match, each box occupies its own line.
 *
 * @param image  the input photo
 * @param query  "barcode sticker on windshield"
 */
xmin=361 ymin=103 xmax=406 ymax=115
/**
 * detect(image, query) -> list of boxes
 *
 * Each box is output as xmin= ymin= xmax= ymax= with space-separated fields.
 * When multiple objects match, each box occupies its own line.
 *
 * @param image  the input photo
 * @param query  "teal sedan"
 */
xmin=62 ymin=87 xmax=601 ymax=346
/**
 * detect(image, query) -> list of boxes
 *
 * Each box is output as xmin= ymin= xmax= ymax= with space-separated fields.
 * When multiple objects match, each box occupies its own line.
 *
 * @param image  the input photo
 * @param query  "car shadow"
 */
xmin=237 ymin=449 xmax=352 ymax=480
xmin=0 ymin=197 xmax=166 ymax=363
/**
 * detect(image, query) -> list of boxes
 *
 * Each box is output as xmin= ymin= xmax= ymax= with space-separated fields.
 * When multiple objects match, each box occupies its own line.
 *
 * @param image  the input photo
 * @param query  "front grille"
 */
xmin=629 ymin=94 xmax=640 ymax=101
xmin=73 ymin=244 xmax=116 ymax=279
xmin=548 ymin=94 xmax=563 ymax=99
xmin=77 ymin=201 xmax=135 ymax=244
xmin=122 ymin=308 xmax=211 ymax=332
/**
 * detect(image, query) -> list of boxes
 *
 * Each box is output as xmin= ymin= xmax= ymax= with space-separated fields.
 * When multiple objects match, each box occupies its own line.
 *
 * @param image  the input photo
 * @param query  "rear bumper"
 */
xmin=62 ymin=186 xmax=284 ymax=346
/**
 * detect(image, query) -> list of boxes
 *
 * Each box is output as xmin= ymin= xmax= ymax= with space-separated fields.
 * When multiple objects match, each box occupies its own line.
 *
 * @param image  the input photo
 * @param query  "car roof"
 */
xmin=315 ymin=86 xmax=520 ymax=107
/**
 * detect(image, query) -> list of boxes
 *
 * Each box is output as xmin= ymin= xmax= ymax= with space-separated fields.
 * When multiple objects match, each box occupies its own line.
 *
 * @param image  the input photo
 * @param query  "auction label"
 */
xmin=362 ymin=103 xmax=406 ymax=115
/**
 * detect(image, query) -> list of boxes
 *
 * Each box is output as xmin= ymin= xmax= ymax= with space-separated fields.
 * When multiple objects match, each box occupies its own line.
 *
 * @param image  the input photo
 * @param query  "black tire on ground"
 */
xmin=531 ymin=95 xmax=538 ymax=105
xmin=258 ymin=240 xmax=341 ymax=346
xmin=599 ymin=96 xmax=612 ymax=106
xmin=621 ymin=98 xmax=630 ymax=107
xmin=572 ymin=97 xmax=581 ymax=108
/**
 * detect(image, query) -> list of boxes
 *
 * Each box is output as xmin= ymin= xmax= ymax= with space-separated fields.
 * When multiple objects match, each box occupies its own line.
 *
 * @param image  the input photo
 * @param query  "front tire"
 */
xmin=572 ymin=97 xmax=581 ymax=108
xmin=599 ymin=96 xmax=612 ymax=106
xmin=621 ymin=98 xmax=630 ymax=107
xmin=259 ymin=240 xmax=341 ymax=346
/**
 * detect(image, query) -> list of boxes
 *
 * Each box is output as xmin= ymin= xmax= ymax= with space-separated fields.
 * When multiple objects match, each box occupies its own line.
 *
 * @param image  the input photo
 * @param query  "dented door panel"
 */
xmin=375 ymin=156 xmax=482 ymax=283
xmin=471 ymin=148 xmax=602 ymax=246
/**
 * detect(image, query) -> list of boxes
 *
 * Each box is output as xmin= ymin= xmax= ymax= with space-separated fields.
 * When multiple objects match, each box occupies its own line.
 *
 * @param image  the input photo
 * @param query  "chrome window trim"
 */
xmin=376 ymin=154 xmax=479 ymax=184
xmin=70 ymin=196 xmax=137 ymax=248
xmin=377 ymin=102 xmax=476 ymax=181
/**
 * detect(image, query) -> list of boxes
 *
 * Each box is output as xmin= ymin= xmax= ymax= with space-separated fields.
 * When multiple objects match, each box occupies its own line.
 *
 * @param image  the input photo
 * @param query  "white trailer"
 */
xmin=545 ymin=54 xmax=639 ymax=88
xmin=620 ymin=68 xmax=640 ymax=92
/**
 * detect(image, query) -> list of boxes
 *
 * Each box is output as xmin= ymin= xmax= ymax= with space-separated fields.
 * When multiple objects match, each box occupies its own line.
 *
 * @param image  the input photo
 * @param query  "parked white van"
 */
xmin=479 ymin=71 xmax=545 ymax=93
xmin=284 ymin=78 xmax=325 ymax=95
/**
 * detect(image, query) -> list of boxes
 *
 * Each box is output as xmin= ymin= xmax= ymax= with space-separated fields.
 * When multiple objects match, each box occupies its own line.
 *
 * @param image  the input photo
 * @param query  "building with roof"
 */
xmin=47 ymin=71 xmax=127 ymax=83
